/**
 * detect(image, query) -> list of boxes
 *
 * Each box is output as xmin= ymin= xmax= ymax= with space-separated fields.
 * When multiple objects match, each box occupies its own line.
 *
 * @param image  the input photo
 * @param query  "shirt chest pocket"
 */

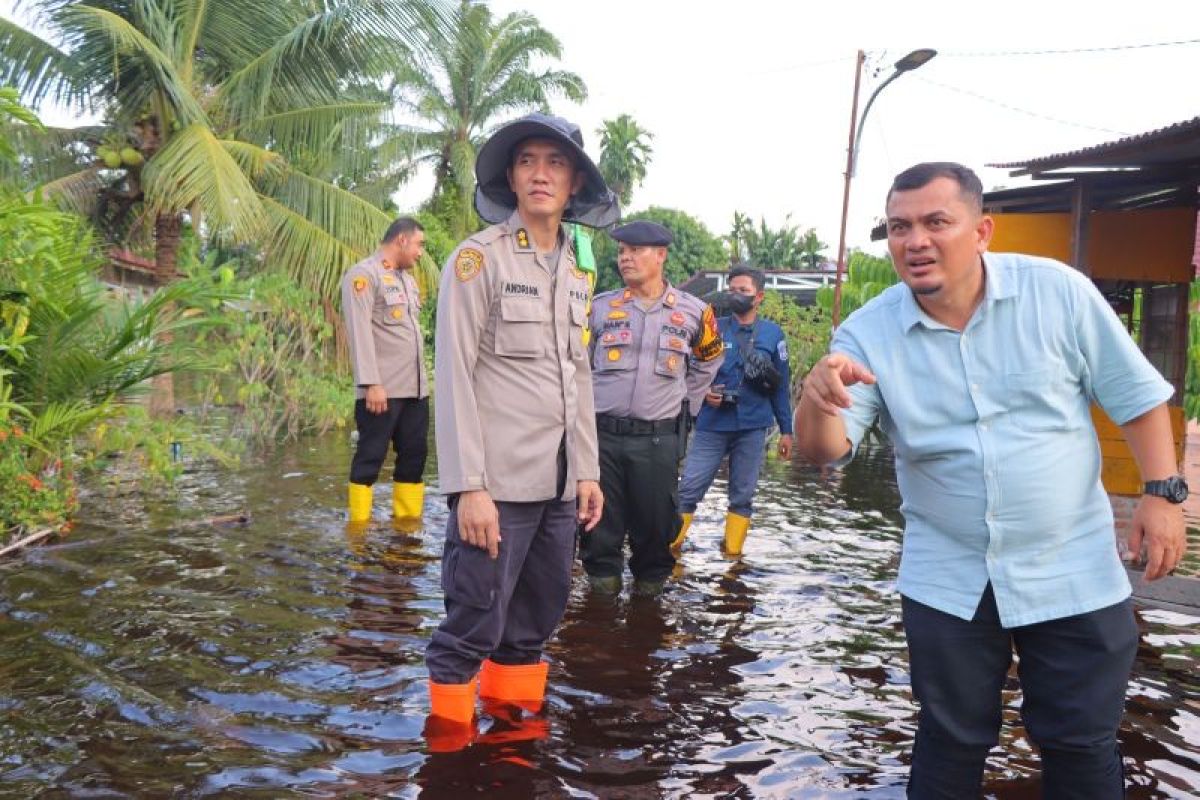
xmin=375 ymin=296 xmax=407 ymax=326
xmin=494 ymin=296 xmax=548 ymax=358
xmin=1004 ymin=367 xmax=1080 ymax=431
xmin=596 ymin=331 xmax=635 ymax=372
xmin=655 ymin=331 xmax=688 ymax=378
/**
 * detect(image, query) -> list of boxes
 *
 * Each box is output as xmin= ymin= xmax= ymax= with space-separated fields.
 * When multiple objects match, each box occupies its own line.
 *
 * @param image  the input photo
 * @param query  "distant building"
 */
xmin=678 ymin=268 xmax=835 ymax=309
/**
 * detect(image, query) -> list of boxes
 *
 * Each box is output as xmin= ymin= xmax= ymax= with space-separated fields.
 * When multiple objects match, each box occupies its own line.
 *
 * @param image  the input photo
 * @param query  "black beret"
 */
xmin=610 ymin=220 xmax=673 ymax=247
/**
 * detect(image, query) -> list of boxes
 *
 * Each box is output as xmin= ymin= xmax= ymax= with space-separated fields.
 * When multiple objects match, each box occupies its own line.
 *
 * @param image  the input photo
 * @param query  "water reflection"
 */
xmin=0 ymin=435 xmax=1195 ymax=798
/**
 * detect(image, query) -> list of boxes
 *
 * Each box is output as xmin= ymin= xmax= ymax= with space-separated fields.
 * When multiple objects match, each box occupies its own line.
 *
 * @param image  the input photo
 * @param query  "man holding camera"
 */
xmin=582 ymin=220 xmax=724 ymax=595
xmin=675 ymin=264 xmax=793 ymax=555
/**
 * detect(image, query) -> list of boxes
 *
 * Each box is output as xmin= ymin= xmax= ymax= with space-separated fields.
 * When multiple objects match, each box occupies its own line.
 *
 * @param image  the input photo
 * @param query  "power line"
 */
xmin=741 ymin=55 xmax=854 ymax=79
xmin=915 ymin=76 xmax=1131 ymax=136
xmin=942 ymin=38 xmax=1200 ymax=57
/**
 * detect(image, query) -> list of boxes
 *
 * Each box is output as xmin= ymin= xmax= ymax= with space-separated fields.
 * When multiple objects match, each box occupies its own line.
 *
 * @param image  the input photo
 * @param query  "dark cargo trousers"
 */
xmin=581 ymin=423 xmax=681 ymax=583
xmin=903 ymin=583 xmax=1139 ymax=799
xmin=426 ymin=496 xmax=577 ymax=684
xmin=350 ymin=397 xmax=429 ymax=485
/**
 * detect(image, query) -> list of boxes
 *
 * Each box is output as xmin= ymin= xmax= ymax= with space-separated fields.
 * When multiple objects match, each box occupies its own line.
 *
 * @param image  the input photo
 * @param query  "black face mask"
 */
xmin=727 ymin=292 xmax=755 ymax=315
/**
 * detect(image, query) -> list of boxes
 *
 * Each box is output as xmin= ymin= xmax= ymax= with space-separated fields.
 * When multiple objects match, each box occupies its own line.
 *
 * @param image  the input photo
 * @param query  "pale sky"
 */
xmin=6 ymin=0 xmax=1199 ymax=258
xmin=459 ymin=0 xmax=1200 ymax=256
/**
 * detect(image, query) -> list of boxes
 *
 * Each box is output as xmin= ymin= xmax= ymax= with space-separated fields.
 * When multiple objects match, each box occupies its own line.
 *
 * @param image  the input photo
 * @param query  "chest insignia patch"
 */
xmin=454 ymin=248 xmax=484 ymax=282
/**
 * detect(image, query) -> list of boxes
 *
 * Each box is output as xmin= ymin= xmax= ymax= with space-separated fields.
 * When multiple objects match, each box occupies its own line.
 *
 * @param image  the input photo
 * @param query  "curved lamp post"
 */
xmin=831 ymin=48 xmax=937 ymax=328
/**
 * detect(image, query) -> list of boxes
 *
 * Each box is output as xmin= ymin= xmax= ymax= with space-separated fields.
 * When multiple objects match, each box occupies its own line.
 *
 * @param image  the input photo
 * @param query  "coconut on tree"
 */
xmin=0 ymin=0 xmax=442 ymax=411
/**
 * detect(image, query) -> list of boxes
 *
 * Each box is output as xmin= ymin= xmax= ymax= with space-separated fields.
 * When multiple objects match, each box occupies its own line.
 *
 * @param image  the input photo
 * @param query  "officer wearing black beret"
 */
xmin=610 ymin=220 xmax=673 ymax=247
xmin=583 ymin=218 xmax=723 ymax=596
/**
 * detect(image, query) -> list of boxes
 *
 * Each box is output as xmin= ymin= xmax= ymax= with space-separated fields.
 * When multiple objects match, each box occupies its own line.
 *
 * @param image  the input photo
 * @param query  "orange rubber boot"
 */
xmin=478 ymin=659 xmax=548 ymax=714
xmin=424 ymin=677 xmax=477 ymax=752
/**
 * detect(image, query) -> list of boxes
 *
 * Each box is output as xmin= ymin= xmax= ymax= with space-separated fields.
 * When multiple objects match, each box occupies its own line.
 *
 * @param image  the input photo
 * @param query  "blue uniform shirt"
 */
xmin=696 ymin=315 xmax=793 ymax=435
xmin=831 ymin=252 xmax=1173 ymax=627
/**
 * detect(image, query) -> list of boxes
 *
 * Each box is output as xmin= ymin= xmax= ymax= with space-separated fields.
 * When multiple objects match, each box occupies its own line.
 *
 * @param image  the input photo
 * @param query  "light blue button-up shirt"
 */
xmin=831 ymin=252 xmax=1173 ymax=627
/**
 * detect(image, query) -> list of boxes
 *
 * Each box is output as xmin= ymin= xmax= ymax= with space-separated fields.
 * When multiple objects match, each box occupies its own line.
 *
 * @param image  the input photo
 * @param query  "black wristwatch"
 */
xmin=1143 ymin=475 xmax=1189 ymax=504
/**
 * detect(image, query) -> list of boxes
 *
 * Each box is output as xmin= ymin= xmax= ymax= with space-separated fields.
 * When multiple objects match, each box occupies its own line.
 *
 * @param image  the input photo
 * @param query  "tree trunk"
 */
xmin=149 ymin=212 xmax=181 ymax=417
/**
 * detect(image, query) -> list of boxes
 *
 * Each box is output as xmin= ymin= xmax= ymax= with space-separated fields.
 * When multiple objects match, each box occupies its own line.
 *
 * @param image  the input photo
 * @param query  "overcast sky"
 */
xmin=462 ymin=0 xmax=1200 ymax=255
xmin=6 ymin=0 xmax=1198 ymax=257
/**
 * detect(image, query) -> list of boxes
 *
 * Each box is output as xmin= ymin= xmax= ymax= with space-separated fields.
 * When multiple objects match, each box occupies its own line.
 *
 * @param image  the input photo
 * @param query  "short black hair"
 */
xmin=509 ymin=137 xmax=577 ymax=169
xmin=381 ymin=216 xmax=423 ymax=244
xmin=887 ymin=162 xmax=983 ymax=213
xmin=729 ymin=262 xmax=765 ymax=292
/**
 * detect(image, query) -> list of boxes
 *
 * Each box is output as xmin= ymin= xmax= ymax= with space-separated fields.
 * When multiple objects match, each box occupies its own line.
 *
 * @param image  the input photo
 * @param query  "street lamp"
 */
xmin=831 ymin=48 xmax=937 ymax=328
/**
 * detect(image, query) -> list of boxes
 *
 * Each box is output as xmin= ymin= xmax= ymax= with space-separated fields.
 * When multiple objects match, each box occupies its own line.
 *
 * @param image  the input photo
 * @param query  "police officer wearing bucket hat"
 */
xmin=425 ymin=113 xmax=619 ymax=744
xmin=582 ymin=220 xmax=723 ymax=596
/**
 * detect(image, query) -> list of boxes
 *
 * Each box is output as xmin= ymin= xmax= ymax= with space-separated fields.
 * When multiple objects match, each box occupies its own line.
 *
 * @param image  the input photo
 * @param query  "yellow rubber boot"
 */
xmin=392 ymin=482 xmax=425 ymax=519
xmin=347 ymin=482 xmax=373 ymax=523
xmin=723 ymin=511 xmax=751 ymax=556
xmin=478 ymin=659 xmax=549 ymax=714
xmin=670 ymin=512 xmax=694 ymax=552
xmin=425 ymin=677 xmax=478 ymax=752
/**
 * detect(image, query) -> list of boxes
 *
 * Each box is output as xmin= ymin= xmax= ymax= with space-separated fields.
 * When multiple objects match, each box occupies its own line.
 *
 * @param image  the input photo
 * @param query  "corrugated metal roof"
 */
xmin=989 ymin=116 xmax=1200 ymax=171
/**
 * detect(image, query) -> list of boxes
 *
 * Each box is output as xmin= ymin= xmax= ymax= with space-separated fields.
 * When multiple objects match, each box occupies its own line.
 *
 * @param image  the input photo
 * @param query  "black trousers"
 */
xmin=426 ymin=496 xmax=577 ymax=684
xmin=349 ymin=397 xmax=429 ymax=485
xmin=580 ymin=428 xmax=681 ymax=582
xmin=903 ymin=584 xmax=1139 ymax=799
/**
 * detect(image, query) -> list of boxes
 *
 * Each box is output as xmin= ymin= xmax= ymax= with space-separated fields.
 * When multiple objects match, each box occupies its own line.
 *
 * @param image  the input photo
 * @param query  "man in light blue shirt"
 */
xmin=796 ymin=162 xmax=1188 ymax=799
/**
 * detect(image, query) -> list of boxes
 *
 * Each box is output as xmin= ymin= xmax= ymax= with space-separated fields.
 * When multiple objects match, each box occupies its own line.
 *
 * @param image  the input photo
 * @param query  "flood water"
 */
xmin=1 ymin=433 xmax=1197 ymax=798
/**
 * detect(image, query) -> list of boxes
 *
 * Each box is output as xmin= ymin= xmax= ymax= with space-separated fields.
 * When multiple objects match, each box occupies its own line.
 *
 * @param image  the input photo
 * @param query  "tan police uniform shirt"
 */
xmin=434 ymin=211 xmax=599 ymax=503
xmin=589 ymin=285 xmax=723 ymax=420
xmin=341 ymin=253 xmax=428 ymax=400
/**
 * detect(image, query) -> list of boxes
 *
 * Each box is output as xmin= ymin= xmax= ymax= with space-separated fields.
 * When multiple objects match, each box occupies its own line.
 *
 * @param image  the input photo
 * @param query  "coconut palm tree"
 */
xmin=387 ymin=0 xmax=586 ymax=238
xmin=0 ymin=0 xmax=442 ymax=411
xmin=596 ymin=114 xmax=653 ymax=208
xmin=0 ymin=0 xmax=439 ymax=298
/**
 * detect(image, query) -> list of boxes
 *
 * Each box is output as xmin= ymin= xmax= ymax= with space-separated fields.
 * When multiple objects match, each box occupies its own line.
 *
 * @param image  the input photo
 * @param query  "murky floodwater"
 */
xmin=1 ymin=432 xmax=1197 ymax=798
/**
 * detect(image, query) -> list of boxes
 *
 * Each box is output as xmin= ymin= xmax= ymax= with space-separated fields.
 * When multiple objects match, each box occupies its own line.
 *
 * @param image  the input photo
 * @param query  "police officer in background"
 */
xmin=425 ymin=113 xmax=618 ymax=743
xmin=675 ymin=264 xmax=794 ymax=556
xmin=341 ymin=217 xmax=429 ymax=527
xmin=583 ymin=221 xmax=723 ymax=596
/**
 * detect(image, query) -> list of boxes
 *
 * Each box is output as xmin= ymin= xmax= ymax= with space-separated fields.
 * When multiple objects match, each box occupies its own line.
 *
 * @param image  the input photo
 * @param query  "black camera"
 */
xmin=720 ymin=388 xmax=739 ymax=406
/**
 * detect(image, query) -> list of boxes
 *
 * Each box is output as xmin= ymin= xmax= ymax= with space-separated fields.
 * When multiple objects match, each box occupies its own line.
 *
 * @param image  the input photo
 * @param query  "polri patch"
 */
xmin=353 ymin=277 xmax=368 ymax=294
xmin=455 ymin=248 xmax=484 ymax=282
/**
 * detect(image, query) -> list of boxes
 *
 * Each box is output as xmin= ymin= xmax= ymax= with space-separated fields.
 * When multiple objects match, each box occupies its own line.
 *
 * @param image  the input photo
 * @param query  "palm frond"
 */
xmin=219 ymin=139 xmax=284 ymax=182
xmin=59 ymin=4 xmax=208 ymax=126
xmin=0 ymin=17 xmax=86 ymax=109
xmin=264 ymin=167 xmax=391 ymax=260
xmin=37 ymin=166 xmax=107 ymax=219
xmin=229 ymin=101 xmax=391 ymax=153
xmin=142 ymin=122 xmax=265 ymax=241
xmin=258 ymin=193 xmax=368 ymax=300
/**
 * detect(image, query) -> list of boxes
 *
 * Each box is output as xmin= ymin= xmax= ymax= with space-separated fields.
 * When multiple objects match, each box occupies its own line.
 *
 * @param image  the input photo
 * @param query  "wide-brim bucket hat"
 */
xmin=474 ymin=112 xmax=620 ymax=229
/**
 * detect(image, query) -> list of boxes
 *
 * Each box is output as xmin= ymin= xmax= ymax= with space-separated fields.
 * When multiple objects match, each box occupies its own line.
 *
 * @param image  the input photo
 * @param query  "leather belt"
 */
xmin=596 ymin=413 xmax=679 ymax=436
